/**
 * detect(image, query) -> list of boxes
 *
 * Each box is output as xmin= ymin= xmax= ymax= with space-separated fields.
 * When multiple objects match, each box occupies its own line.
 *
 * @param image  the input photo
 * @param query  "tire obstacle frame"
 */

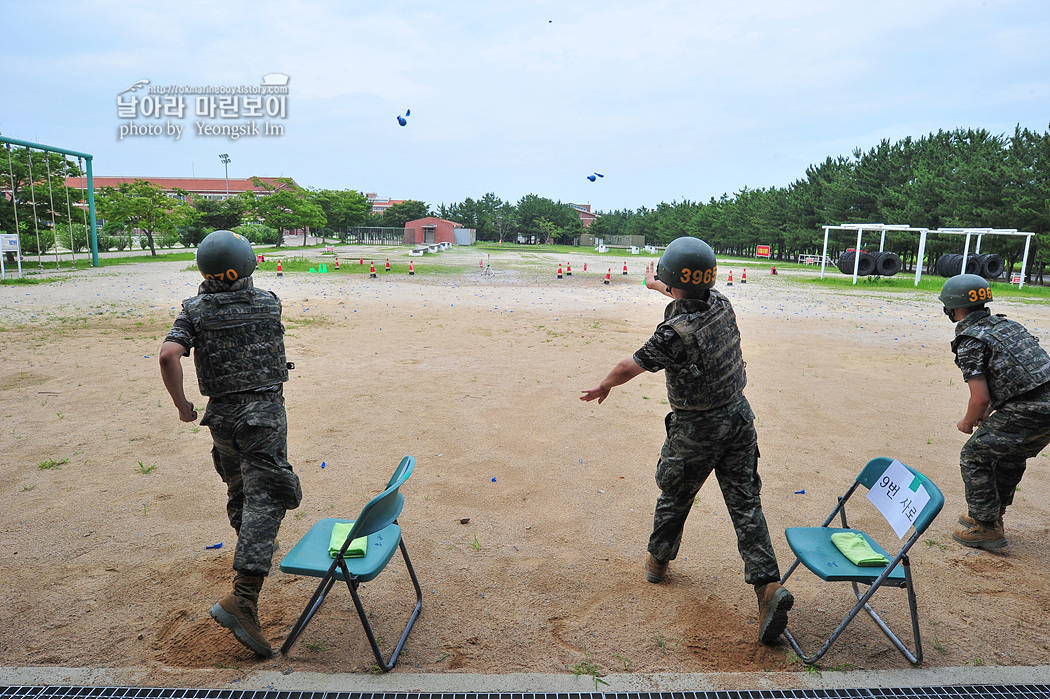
xmin=819 ymin=223 xmax=1034 ymax=289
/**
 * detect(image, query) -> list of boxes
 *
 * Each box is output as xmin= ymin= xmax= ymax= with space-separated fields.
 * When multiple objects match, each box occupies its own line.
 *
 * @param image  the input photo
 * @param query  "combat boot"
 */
xmin=755 ymin=582 xmax=793 ymax=644
xmin=952 ymin=519 xmax=1007 ymax=550
xmin=645 ymin=553 xmax=668 ymax=583
xmin=209 ymin=575 xmax=272 ymax=657
xmin=210 ymin=593 xmax=272 ymax=657
xmin=958 ymin=507 xmax=1005 ymax=528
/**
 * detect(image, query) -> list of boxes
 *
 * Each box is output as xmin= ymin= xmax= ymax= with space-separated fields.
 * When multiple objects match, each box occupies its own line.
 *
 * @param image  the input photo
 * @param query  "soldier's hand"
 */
xmin=956 ymin=418 xmax=974 ymax=434
xmin=178 ymin=401 xmax=198 ymax=423
xmin=580 ymin=386 xmax=610 ymax=404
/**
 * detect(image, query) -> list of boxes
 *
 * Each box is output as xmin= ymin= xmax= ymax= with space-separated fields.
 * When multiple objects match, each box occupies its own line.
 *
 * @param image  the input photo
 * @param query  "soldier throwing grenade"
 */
xmin=581 ymin=236 xmax=793 ymax=645
xmin=940 ymin=274 xmax=1050 ymax=550
xmin=160 ymin=230 xmax=302 ymax=657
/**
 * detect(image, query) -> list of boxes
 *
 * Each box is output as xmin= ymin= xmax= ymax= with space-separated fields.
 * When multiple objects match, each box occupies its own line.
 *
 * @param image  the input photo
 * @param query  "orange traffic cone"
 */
xmin=727 ymin=270 xmax=734 ymax=286
xmin=369 ymin=261 xmax=377 ymax=279
xmin=276 ymin=260 xmax=283 ymax=277
xmin=480 ymin=259 xmax=484 ymax=269
xmin=385 ymin=258 xmax=390 ymax=272
xmin=409 ymin=260 xmax=415 ymax=276
xmin=622 ymin=261 xmax=628 ymax=275
xmin=334 ymin=257 xmax=339 ymax=270
xmin=558 ymin=263 xmax=563 ymax=279
xmin=604 ymin=269 xmax=611 ymax=285
xmin=741 ymin=268 xmax=747 ymax=284
xmin=566 ymin=262 xmax=572 ymax=276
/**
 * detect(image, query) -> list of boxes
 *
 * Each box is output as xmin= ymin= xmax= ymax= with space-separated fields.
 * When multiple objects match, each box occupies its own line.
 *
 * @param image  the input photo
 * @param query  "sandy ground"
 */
xmin=2 ymin=245 xmax=1050 ymax=686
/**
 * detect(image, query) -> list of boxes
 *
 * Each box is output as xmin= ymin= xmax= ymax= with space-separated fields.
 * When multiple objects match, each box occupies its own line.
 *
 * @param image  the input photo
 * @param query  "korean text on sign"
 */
xmin=866 ymin=459 xmax=931 ymax=539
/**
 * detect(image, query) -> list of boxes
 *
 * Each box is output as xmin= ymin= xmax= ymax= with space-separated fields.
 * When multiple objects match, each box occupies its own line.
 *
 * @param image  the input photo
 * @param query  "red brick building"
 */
xmin=404 ymin=217 xmax=475 ymax=245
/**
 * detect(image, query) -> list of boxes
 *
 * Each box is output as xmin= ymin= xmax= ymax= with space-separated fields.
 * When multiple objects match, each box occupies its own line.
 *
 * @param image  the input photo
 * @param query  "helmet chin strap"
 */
xmin=944 ymin=306 xmax=961 ymax=323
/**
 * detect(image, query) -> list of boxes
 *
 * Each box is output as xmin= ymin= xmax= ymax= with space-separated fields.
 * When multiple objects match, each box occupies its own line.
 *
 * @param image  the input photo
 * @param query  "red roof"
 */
xmin=69 ymin=176 xmax=298 ymax=195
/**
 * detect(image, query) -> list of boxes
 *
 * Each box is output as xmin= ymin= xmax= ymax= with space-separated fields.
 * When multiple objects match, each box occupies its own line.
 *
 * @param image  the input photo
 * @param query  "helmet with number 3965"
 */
xmin=939 ymin=273 xmax=993 ymax=311
xmin=656 ymin=236 xmax=718 ymax=290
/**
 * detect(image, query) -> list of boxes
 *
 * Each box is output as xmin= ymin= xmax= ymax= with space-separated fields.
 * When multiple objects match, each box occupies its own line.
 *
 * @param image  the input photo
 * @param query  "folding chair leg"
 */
xmin=348 ymin=537 xmax=424 ymax=672
xmin=851 ymin=559 xmax=923 ymax=665
xmin=280 ymin=565 xmax=342 ymax=655
xmin=781 ymin=556 xmax=923 ymax=666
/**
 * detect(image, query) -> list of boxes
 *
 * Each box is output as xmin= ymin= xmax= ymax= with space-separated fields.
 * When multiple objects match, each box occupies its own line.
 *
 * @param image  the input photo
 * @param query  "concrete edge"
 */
xmin=3 ymin=665 xmax=1050 ymax=693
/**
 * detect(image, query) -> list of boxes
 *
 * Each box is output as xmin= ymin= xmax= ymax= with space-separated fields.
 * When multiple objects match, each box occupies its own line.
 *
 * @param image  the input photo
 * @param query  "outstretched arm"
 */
xmin=957 ymin=375 xmax=991 ymax=434
xmin=159 ymin=341 xmax=198 ymax=422
xmin=580 ymin=357 xmax=647 ymax=404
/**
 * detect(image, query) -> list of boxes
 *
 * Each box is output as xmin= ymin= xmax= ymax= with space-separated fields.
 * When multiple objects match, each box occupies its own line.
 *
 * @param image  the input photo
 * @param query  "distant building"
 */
xmin=366 ymin=193 xmax=406 ymax=215
xmin=570 ymin=203 xmax=598 ymax=228
xmin=74 ymin=176 xmax=301 ymax=202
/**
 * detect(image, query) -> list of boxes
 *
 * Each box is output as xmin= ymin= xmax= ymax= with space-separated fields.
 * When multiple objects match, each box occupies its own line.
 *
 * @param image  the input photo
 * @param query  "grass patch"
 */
xmin=37 ymin=457 xmax=67 ymax=470
xmin=1 ymin=276 xmax=46 ymax=285
xmin=803 ymin=273 xmax=1050 ymax=300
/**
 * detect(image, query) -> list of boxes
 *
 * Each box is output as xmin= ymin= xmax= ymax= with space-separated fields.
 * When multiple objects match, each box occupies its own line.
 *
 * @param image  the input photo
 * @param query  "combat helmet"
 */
xmin=657 ymin=236 xmax=718 ymax=290
xmin=939 ymin=273 xmax=993 ymax=313
xmin=196 ymin=230 xmax=257 ymax=282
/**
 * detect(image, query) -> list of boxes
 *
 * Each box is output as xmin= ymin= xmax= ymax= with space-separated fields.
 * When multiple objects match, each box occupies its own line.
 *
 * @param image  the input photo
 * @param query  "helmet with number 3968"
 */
xmin=656 ymin=236 xmax=718 ymax=290
xmin=939 ymin=273 xmax=993 ymax=311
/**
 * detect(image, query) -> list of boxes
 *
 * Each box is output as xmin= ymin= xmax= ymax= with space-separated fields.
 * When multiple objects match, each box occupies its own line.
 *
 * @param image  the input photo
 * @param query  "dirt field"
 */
xmin=2 ymin=246 xmax=1049 ymax=686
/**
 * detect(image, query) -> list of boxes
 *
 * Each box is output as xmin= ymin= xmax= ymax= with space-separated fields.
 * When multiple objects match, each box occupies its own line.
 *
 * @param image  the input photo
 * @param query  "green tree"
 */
xmin=380 ymin=200 xmax=430 ymax=228
xmin=96 ymin=179 xmax=192 ymax=256
xmin=311 ymin=188 xmax=370 ymax=238
xmin=242 ymin=177 xmax=326 ymax=247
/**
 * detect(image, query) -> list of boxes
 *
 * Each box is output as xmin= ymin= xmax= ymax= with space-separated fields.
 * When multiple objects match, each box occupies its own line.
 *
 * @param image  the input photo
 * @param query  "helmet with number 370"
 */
xmin=939 ymin=273 xmax=993 ymax=311
xmin=196 ymin=229 xmax=257 ymax=282
xmin=657 ymin=236 xmax=718 ymax=290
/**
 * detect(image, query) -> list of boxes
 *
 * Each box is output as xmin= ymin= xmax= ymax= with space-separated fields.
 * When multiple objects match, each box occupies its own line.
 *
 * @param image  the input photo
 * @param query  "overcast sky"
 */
xmin=2 ymin=0 xmax=1048 ymax=213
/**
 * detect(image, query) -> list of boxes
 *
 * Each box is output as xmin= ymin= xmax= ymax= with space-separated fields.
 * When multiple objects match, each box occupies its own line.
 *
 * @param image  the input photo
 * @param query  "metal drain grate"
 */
xmin=4 ymin=687 xmax=1050 ymax=699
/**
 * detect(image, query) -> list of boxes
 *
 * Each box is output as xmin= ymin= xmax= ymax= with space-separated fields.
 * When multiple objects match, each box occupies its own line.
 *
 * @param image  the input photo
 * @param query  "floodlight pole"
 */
xmin=219 ymin=153 xmax=231 ymax=197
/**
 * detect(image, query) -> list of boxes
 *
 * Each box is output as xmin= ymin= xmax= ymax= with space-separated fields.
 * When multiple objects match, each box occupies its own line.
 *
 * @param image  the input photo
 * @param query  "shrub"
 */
xmin=234 ymin=223 xmax=279 ymax=245
xmin=55 ymin=223 xmax=89 ymax=253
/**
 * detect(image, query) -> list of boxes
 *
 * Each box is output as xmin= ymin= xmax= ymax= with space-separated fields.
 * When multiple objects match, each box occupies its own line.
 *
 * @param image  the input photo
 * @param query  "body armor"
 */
xmin=661 ymin=291 xmax=747 ymax=411
xmin=953 ymin=311 xmax=1050 ymax=409
xmin=183 ymin=288 xmax=289 ymax=397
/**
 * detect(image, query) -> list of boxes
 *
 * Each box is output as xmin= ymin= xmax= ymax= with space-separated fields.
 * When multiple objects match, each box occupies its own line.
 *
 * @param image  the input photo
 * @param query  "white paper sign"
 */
xmin=866 ymin=459 xmax=931 ymax=539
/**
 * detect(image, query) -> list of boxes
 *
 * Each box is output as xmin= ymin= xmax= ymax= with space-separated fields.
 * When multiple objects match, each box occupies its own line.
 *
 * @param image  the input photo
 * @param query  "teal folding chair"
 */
xmin=279 ymin=456 xmax=421 ymax=670
xmin=780 ymin=456 xmax=944 ymax=665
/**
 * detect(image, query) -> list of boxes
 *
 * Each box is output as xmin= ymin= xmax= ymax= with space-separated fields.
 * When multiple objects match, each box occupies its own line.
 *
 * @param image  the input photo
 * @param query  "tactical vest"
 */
xmin=660 ymin=291 xmax=747 ymax=411
xmin=182 ymin=288 xmax=289 ymax=397
xmin=952 ymin=311 xmax=1050 ymax=409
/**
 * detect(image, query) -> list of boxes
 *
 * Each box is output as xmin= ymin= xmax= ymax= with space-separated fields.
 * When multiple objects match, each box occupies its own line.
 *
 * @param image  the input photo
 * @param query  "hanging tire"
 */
xmin=936 ymin=254 xmax=956 ymax=277
xmin=836 ymin=251 xmax=856 ymax=274
xmin=965 ymin=254 xmax=981 ymax=275
xmin=981 ymin=254 xmax=1004 ymax=279
xmin=875 ymin=251 xmax=902 ymax=276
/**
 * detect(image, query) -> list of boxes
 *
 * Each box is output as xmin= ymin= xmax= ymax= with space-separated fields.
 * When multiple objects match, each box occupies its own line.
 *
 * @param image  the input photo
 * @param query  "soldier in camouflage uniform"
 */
xmin=159 ymin=230 xmax=301 ymax=657
xmin=582 ymin=237 xmax=792 ymax=645
xmin=940 ymin=274 xmax=1050 ymax=550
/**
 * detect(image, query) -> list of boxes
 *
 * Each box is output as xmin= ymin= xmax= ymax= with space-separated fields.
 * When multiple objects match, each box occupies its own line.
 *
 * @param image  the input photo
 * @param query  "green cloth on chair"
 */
xmin=329 ymin=522 xmax=367 ymax=558
xmin=831 ymin=531 xmax=889 ymax=566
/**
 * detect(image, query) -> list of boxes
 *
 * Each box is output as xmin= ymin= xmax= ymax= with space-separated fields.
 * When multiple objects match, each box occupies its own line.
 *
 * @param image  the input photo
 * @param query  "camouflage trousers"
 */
xmin=202 ymin=397 xmax=302 ymax=577
xmin=649 ymin=395 xmax=781 ymax=586
xmin=960 ymin=406 xmax=1050 ymax=522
